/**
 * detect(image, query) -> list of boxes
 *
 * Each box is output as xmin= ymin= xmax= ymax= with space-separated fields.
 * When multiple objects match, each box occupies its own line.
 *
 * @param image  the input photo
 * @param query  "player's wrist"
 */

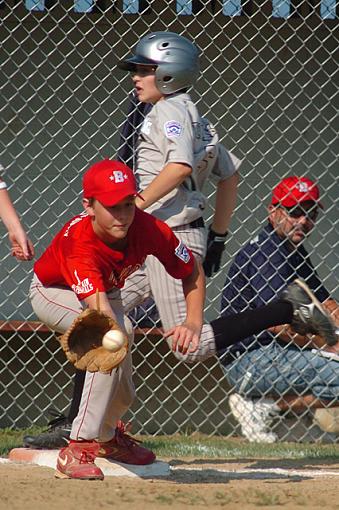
xmin=208 ymin=226 xmax=228 ymax=242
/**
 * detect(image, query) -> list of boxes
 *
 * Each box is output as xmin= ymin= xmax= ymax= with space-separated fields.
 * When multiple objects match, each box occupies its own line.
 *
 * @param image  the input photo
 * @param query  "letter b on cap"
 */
xmin=113 ymin=171 xmax=125 ymax=183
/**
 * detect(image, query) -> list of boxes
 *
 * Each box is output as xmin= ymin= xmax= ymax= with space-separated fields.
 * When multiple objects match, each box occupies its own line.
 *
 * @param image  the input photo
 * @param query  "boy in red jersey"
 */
xmin=30 ymin=159 xmax=205 ymax=480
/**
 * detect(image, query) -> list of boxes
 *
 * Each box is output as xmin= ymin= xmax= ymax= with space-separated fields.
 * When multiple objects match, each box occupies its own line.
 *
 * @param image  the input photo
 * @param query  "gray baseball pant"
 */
xmin=29 ymin=274 xmax=134 ymax=442
xmin=121 ymin=225 xmax=217 ymax=363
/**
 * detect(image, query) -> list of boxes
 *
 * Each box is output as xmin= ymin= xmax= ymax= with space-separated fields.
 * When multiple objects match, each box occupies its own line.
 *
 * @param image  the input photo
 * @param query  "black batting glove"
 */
xmin=203 ymin=227 xmax=228 ymax=277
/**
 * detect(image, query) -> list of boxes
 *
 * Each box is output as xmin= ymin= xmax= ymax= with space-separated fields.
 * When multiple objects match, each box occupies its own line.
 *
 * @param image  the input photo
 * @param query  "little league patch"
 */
xmin=164 ymin=120 xmax=182 ymax=137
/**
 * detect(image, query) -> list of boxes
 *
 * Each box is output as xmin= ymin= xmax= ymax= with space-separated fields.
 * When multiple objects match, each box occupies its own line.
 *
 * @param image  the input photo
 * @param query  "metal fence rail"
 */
xmin=0 ymin=1 xmax=338 ymax=441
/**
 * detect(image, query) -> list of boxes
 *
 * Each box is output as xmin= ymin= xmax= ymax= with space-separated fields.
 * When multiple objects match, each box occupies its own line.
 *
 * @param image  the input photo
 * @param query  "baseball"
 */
xmin=102 ymin=330 xmax=125 ymax=352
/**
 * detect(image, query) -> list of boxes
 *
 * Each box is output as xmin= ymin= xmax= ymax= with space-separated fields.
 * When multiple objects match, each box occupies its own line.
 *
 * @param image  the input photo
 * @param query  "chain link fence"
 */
xmin=0 ymin=1 xmax=338 ymax=441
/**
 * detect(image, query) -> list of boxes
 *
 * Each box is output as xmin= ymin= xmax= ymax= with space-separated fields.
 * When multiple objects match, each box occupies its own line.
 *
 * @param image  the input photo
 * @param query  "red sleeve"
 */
xmin=34 ymin=215 xmax=106 ymax=299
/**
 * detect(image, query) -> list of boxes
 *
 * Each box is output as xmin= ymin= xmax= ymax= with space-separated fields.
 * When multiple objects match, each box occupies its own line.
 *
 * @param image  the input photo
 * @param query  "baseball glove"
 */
xmin=58 ymin=308 xmax=128 ymax=373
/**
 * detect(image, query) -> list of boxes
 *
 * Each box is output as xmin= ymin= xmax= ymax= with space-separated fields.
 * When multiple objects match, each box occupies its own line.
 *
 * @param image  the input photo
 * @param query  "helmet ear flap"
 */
xmin=155 ymin=62 xmax=199 ymax=94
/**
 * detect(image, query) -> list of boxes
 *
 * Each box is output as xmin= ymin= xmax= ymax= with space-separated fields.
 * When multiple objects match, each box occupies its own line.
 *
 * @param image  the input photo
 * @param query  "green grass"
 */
xmin=142 ymin=434 xmax=339 ymax=460
xmin=0 ymin=427 xmax=44 ymax=456
xmin=1 ymin=428 xmax=338 ymax=460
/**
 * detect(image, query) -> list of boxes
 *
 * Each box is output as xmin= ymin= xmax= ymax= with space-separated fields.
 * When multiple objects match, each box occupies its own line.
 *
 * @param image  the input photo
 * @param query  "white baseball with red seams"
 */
xmin=102 ymin=330 xmax=125 ymax=351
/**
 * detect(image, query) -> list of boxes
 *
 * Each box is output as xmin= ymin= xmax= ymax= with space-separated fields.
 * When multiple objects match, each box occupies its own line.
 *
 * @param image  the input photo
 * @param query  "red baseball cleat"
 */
xmin=55 ymin=441 xmax=104 ymax=480
xmin=96 ymin=421 xmax=156 ymax=465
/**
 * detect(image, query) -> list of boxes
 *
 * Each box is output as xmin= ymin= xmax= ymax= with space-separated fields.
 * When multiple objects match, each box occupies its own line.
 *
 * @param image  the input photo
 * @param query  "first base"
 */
xmin=8 ymin=448 xmax=170 ymax=478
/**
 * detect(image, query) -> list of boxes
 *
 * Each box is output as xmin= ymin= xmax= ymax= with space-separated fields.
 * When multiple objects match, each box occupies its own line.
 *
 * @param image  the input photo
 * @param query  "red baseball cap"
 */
xmin=271 ymin=176 xmax=323 ymax=209
xmin=83 ymin=159 xmax=142 ymax=207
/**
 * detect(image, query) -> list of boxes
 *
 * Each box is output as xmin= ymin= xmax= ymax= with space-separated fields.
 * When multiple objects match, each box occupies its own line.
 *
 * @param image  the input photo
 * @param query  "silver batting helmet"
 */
xmin=118 ymin=32 xmax=200 ymax=95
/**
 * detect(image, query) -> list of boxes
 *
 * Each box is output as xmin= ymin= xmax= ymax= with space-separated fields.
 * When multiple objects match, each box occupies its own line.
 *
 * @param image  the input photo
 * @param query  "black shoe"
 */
xmin=283 ymin=279 xmax=337 ymax=345
xmin=23 ymin=409 xmax=72 ymax=449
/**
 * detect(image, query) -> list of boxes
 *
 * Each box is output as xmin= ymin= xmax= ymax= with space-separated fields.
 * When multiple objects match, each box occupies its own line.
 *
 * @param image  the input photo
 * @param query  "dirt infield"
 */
xmin=1 ymin=458 xmax=338 ymax=510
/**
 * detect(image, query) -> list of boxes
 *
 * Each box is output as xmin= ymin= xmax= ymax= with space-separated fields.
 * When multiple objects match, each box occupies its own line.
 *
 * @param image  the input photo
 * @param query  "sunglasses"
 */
xmin=281 ymin=206 xmax=319 ymax=221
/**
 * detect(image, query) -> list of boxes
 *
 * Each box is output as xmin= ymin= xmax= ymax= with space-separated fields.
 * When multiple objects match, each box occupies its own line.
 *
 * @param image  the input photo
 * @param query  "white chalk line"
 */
xmin=171 ymin=466 xmax=339 ymax=478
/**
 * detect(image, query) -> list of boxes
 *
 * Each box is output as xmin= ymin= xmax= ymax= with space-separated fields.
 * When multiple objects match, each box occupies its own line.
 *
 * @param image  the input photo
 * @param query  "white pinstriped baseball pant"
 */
xmin=121 ymin=225 xmax=217 ymax=363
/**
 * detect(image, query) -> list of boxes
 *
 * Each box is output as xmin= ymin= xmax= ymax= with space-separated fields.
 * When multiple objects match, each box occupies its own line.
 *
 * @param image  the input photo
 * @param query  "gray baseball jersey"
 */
xmin=121 ymin=92 xmax=241 ymax=365
xmin=137 ymin=92 xmax=241 ymax=227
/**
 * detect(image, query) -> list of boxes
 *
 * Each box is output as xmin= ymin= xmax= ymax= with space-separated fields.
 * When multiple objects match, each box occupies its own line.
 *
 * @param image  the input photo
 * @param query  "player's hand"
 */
xmin=163 ymin=322 xmax=202 ymax=355
xmin=9 ymin=231 xmax=35 ymax=261
xmin=203 ymin=227 xmax=228 ymax=277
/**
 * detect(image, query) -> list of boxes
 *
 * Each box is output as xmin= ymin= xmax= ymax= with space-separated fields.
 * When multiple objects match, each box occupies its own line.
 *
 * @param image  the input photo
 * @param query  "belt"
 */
xmin=189 ymin=217 xmax=205 ymax=228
